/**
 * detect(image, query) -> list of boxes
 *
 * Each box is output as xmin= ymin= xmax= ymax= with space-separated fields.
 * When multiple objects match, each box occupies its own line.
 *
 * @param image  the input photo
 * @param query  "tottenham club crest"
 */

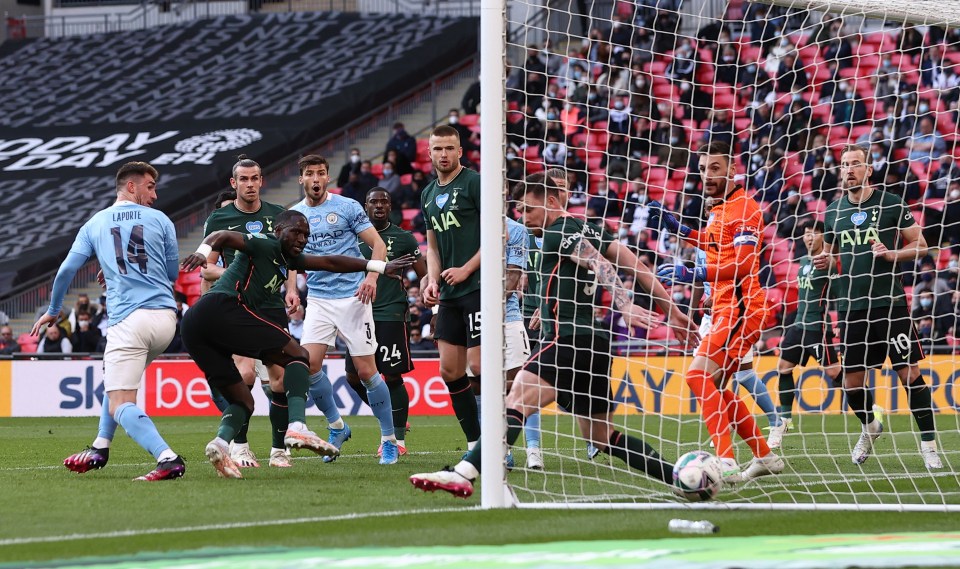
xmin=245 ymin=220 xmax=264 ymax=233
xmin=851 ymin=211 xmax=867 ymax=227
xmin=326 ymin=213 xmax=339 ymax=224
xmin=435 ymin=193 xmax=449 ymax=209
xmin=535 ymin=237 xmax=544 ymax=248
xmin=802 ymin=264 xmax=812 ymax=275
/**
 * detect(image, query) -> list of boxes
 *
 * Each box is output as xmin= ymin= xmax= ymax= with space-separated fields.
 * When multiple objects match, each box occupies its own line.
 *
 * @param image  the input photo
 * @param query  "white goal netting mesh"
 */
xmin=494 ymin=0 xmax=960 ymax=509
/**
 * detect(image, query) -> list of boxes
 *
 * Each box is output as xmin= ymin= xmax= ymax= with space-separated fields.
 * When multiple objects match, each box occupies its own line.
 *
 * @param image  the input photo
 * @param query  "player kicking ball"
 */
xmin=179 ymin=210 xmax=414 ymax=478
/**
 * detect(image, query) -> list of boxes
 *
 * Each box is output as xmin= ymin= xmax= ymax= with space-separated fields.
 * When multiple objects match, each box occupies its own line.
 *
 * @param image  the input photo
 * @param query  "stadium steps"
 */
xmin=257 ymin=0 xmax=359 ymax=13
xmin=6 ymin=72 xmax=473 ymax=337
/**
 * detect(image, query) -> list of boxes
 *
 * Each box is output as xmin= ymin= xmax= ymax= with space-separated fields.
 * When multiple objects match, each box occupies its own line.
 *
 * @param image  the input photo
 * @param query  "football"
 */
xmin=672 ymin=451 xmax=723 ymax=502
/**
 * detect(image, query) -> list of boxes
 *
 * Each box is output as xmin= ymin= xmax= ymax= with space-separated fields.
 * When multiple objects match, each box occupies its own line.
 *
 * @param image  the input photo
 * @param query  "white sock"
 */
xmin=467 ymin=440 xmax=477 ymax=451
xmin=271 ymin=447 xmax=285 ymax=454
xmin=329 ymin=419 xmax=345 ymax=430
xmin=866 ymin=420 xmax=882 ymax=435
xmin=158 ymin=449 xmax=178 ymax=462
xmin=93 ymin=437 xmax=112 ymax=449
xmin=381 ymin=435 xmax=397 ymax=443
xmin=289 ymin=421 xmax=307 ymax=432
xmin=397 ymin=440 xmax=406 ymax=449
xmin=233 ymin=442 xmax=250 ymax=450
xmin=921 ymin=440 xmax=938 ymax=452
xmin=454 ymin=460 xmax=479 ymax=481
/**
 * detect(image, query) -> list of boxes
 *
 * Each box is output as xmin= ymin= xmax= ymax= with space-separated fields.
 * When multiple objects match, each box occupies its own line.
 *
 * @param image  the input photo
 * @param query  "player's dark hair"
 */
xmin=231 ymin=154 xmax=261 ymax=179
xmin=431 ymin=124 xmax=460 ymax=141
xmin=365 ymin=186 xmax=390 ymax=204
xmin=115 ymin=162 xmax=159 ymax=190
xmin=802 ymin=219 xmax=825 ymax=234
xmin=697 ymin=141 xmax=733 ymax=165
xmin=298 ymin=154 xmax=329 ymax=175
xmin=214 ymin=190 xmax=237 ymax=209
xmin=840 ymin=143 xmax=869 ymax=163
xmin=275 ymin=210 xmax=307 ymax=229
xmin=511 ymin=172 xmax=562 ymax=201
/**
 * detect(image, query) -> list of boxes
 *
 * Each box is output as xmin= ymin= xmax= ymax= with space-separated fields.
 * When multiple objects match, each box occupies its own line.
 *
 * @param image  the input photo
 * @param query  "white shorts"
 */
xmin=699 ymin=313 xmax=753 ymax=364
xmin=103 ymin=309 xmax=176 ymax=392
xmin=505 ymin=320 xmax=531 ymax=371
xmin=302 ymin=296 xmax=377 ymax=356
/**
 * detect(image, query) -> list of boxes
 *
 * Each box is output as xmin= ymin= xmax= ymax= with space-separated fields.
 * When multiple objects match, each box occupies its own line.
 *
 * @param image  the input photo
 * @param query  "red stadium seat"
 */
xmin=16 ymin=333 xmax=38 ymax=353
xmin=459 ymin=114 xmax=479 ymax=127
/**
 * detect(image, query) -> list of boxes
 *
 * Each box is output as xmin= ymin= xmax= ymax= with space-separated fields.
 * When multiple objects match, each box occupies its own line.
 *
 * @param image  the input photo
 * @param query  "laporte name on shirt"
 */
xmin=112 ymin=209 xmax=142 ymax=222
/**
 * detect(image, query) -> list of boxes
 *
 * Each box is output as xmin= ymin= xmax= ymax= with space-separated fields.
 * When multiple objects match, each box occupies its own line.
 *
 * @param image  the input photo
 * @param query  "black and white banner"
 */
xmin=0 ymin=12 xmax=477 ymax=290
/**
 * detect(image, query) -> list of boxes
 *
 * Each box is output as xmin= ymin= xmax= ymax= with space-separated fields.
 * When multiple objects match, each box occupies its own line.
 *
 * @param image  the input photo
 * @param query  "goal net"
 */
xmin=480 ymin=0 xmax=960 ymax=510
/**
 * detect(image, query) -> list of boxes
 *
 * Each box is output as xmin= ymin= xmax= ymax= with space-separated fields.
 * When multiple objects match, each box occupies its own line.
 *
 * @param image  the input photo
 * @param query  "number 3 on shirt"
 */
xmin=110 ymin=224 xmax=148 ymax=275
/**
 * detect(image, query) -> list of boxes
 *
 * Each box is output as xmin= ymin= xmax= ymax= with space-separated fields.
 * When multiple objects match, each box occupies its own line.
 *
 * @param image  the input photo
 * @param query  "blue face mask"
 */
xmin=920 ymin=298 xmax=933 ymax=309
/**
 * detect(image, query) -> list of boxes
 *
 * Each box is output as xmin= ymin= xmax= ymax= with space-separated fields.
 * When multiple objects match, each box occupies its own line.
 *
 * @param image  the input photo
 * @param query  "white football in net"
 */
xmin=673 ymin=451 xmax=724 ymax=502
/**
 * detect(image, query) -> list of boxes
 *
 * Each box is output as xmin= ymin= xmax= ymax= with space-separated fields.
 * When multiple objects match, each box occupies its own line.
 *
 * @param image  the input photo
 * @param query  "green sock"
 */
xmin=269 ymin=391 xmax=288 ymax=448
xmin=906 ymin=379 xmax=937 ymax=442
xmin=217 ymin=403 xmax=251 ymax=443
xmin=605 ymin=430 xmax=673 ymax=485
xmin=506 ymin=408 xmax=524 ymax=447
xmin=387 ymin=378 xmax=409 ymax=442
xmin=285 ymin=362 xmax=310 ymax=424
xmin=446 ymin=375 xmax=480 ymax=443
xmin=233 ymin=384 xmax=256 ymax=444
xmin=777 ymin=371 xmax=795 ymax=420
xmin=463 ymin=438 xmax=481 ymax=471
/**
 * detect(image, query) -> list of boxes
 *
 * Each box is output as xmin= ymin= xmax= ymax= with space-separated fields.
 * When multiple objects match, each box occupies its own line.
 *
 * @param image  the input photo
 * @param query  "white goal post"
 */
xmin=480 ymin=0 xmax=960 ymax=510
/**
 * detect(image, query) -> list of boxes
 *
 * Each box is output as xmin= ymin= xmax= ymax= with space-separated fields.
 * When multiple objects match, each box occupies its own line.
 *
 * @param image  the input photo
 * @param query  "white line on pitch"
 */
xmin=0 ymin=507 xmax=479 ymax=546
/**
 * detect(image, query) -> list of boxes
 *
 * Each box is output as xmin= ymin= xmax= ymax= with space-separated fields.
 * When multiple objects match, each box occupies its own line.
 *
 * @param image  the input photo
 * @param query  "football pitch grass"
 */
xmin=1 ymin=415 xmax=959 ymax=567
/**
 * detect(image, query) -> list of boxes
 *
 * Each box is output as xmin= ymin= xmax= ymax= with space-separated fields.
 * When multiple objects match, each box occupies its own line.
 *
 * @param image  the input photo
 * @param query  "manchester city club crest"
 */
xmin=851 ymin=211 xmax=867 ymax=226
xmin=245 ymin=220 xmax=263 ymax=233
xmin=326 ymin=213 xmax=339 ymax=224
xmin=435 ymin=193 xmax=449 ymax=209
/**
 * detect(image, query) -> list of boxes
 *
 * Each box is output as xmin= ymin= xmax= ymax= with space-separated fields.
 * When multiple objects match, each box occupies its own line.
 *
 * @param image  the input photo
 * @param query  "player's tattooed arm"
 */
xmin=569 ymin=237 xmax=659 ymax=330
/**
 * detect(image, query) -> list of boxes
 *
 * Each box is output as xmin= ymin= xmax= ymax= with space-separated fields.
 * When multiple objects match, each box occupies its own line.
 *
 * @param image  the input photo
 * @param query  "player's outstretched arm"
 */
xmin=180 ymin=230 xmax=247 ymax=272
xmin=647 ymin=200 xmax=703 ymax=245
xmin=568 ymin=238 xmax=659 ymax=330
xmin=301 ymin=253 xmax=417 ymax=276
xmin=32 ymin=251 xmax=89 ymax=337
xmin=357 ymin=227 xmax=387 ymax=304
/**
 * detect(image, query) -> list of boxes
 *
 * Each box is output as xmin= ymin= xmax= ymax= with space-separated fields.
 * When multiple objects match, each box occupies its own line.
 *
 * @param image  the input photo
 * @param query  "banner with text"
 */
xmin=2 ymin=356 xmax=960 ymax=417
xmin=0 ymin=13 xmax=477 ymax=289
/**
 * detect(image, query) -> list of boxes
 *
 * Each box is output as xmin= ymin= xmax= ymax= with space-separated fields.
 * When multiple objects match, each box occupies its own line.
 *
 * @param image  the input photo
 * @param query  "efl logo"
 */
xmin=145 ymin=361 xmax=220 ymax=416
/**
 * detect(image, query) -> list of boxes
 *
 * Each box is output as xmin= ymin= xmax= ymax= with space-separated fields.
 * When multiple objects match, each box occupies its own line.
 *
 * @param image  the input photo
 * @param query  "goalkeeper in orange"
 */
xmin=652 ymin=141 xmax=784 ymax=483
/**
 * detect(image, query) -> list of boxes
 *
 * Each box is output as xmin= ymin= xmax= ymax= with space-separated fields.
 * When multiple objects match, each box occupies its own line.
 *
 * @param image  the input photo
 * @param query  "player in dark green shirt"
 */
xmin=410 ymin=174 xmax=698 ymax=498
xmin=180 ymin=210 xmax=414 ymax=479
xmin=775 ymin=220 xmax=843 ymax=436
xmin=816 ymin=144 xmax=940 ymax=469
xmin=200 ymin=156 xmax=298 ymax=468
xmin=344 ymin=188 xmax=426 ymax=455
xmin=419 ymin=125 xmax=482 ymax=449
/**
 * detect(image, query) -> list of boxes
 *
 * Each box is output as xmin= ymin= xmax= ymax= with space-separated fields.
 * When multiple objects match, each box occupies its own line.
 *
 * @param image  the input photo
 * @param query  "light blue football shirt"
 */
xmin=69 ymin=202 xmax=178 ymax=326
xmin=505 ymin=218 xmax=528 ymax=323
xmin=291 ymin=193 xmax=374 ymax=300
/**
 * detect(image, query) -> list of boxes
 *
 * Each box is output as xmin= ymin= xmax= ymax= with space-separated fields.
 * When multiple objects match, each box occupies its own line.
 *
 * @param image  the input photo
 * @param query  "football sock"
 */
xmin=447 ymin=375 xmax=481 ymax=443
xmin=721 ymin=389 xmax=771 ymax=458
xmin=844 ymin=386 xmax=875 ymax=426
xmin=777 ymin=371 xmax=796 ymax=420
xmin=114 ymin=402 xmax=171 ymax=461
xmin=209 ymin=386 xmax=230 ymax=413
xmin=475 ymin=393 xmax=482 ymax=417
xmin=386 ymin=377 xmax=409 ymax=442
xmin=686 ymin=369 xmax=734 ymax=460
xmin=363 ymin=373 xmax=395 ymax=437
xmin=308 ymin=370 xmax=342 ymax=425
xmin=269 ymin=390 xmax=288 ymax=449
xmin=524 ymin=410 xmax=542 ymax=449
xmin=604 ymin=430 xmax=673 ymax=485
xmin=506 ymin=408 xmax=524 ymax=447
xmin=94 ymin=393 xmax=117 ymax=448
xmin=233 ymin=384 xmax=256 ymax=445
xmin=733 ymin=369 xmax=780 ymax=427
xmin=905 ymin=379 xmax=937 ymax=442
xmin=260 ymin=382 xmax=272 ymax=400
xmin=285 ymin=361 xmax=310 ymax=424
xmin=346 ymin=374 xmax=371 ymax=406
xmin=216 ymin=403 xmax=252 ymax=444
xmin=462 ymin=439 xmax=481 ymax=473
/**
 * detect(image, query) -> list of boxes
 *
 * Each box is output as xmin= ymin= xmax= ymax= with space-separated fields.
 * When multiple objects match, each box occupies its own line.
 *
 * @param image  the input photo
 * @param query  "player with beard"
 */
xmin=814 ymin=144 xmax=941 ymax=469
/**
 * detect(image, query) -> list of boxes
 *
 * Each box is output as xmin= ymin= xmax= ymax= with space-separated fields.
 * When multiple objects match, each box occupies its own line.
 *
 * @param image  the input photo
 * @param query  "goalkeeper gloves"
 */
xmin=656 ymin=263 xmax=707 ymax=284
xmin=647 ymin=200 xmax=692 ymax=237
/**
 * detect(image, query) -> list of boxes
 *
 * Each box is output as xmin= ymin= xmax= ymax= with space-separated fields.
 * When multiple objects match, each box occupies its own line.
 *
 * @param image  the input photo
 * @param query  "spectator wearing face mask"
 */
xmin=379 ymin=161 xmax=401 ymax=196
xmin=70 ymin=310 xmax=103 ymax=353
xmin=338 ymin=148 xmax=362 ymax=188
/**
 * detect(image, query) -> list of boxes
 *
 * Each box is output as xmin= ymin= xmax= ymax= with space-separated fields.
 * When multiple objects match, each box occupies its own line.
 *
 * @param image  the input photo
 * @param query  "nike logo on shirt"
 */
xmin=228 ymin=225 xmax=241 ymax=230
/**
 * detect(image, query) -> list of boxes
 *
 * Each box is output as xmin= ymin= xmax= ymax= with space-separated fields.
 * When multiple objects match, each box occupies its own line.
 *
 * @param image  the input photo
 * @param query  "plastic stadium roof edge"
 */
xmin=756 ymin=0 xmax=960 ymax=27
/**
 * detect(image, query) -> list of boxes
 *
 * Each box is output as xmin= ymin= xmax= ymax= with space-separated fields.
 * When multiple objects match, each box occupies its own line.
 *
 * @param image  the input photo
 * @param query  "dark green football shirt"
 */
xmin=823 ymin=189 xmax=915 ymax=313
xmin=209 ymin=233 xmax=305 ymax=312
xmin=358 ymin=223 xmax=422 ymax=321
xmin=203 ymin=201 xmax=286 ymax=268
xmin=204 ymin=200 xmax=287 ymax=309
xmin=794 ymin=254 xmax=832 ymax=328
xmin=523 ymin=232 xmax=543 ymax=319
xmin=420 ymin=167 xmax=481 ymax=300
xmin=539 ymin=216 xmax=612 ymax=341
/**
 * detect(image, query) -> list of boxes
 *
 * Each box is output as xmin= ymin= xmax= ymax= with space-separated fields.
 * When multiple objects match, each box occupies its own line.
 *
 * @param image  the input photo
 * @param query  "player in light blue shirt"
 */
xmin=31 ymin=162 xmax=185 ymax=481
xmin=289 ymin=155 xmax=400 ymax=464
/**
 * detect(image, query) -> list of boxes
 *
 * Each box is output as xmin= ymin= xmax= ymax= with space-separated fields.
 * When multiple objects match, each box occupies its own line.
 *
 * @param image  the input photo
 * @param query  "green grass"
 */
xmin=1 ymin=415 xmax=959 ymax=565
